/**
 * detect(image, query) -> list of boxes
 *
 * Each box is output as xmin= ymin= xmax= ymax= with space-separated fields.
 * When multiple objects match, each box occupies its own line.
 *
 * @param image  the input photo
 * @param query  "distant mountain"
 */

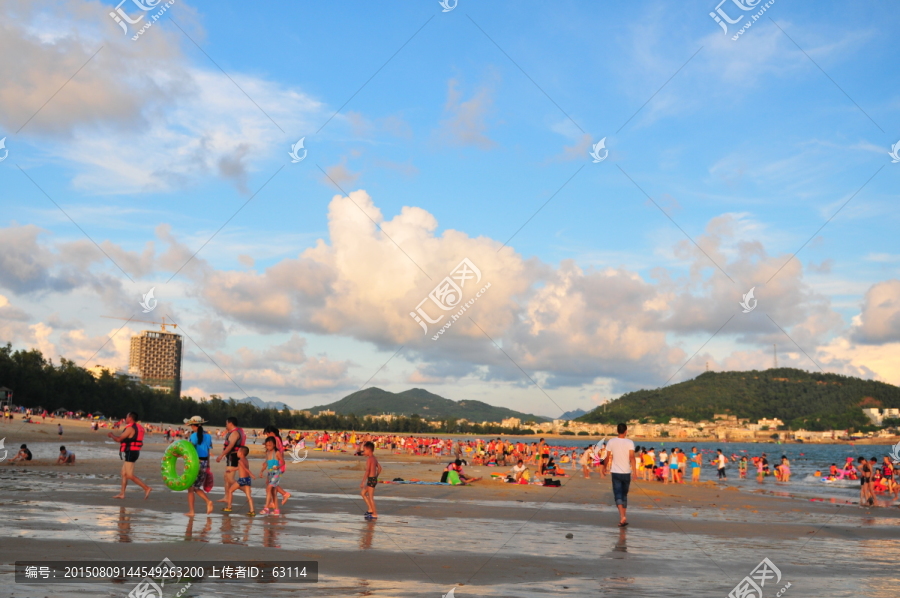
xmin=577 ymin=368 xmax=900 ymax=431
xmin=559 ymin=408 xmax=587 ymax=420
xmin=310 ymin=387 xmax=551 ymax=423
xmin=232 ymin=396 xmax=291 ymax=411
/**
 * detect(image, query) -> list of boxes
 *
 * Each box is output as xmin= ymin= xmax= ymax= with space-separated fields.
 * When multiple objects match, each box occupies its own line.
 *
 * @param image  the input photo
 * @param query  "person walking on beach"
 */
xmin=216 ymin=417 xmax=246 ymax=503
xmin=604 ymin=423 xmax=636 ymax=528
xmin=57 ymin=423 xmax=63 ymax=437
xmin=263 ymin=426 xmax=291 ymax=506
xmin=715 ymin=449 xmax=727 ymax=480
xmin=108 ymin=412 xmax=151 ymax=499
xmin=360 ymin=441 xmax=382 ymax=520
xmin=185 ymin=416 xmax=214 ymax=517
xmin=223 ymin=446 xmax=255 ymax=516
xmin=260 ymin=437 xmax=285 ymax=515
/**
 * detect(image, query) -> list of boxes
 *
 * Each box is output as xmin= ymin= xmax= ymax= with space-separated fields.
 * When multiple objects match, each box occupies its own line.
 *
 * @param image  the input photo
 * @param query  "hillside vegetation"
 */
xmin=311 ymin=387 xmax=550 ymax=423
xmin=578 ymin=368 xmax=900 ymax=431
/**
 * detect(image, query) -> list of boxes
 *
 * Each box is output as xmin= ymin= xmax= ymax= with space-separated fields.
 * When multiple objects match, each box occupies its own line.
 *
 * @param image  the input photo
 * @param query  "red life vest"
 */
xmin=223 ymin=427 xmax=246 ymax=453
xmin=120 ymin=422 xmax=144 ymax=452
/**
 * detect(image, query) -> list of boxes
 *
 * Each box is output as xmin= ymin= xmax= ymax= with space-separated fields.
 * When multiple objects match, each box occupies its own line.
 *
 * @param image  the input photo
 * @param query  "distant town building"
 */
xmin=363 ymin=414 xmax=394 ymax=422
xmin=501 ymin=417 xmax=521 ymax=428
xmin=129 ymin=330 xmax=183 ymax=396
xmin=87 ymin=364 xmax=140 ymax=384
xmin=862 ymin=408 xmax=900 ymax=426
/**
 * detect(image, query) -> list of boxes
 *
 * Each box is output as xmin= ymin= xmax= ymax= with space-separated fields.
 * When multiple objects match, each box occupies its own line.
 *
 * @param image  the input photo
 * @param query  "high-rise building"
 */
xmin=129 ymin=330 xmax=183 ymax=396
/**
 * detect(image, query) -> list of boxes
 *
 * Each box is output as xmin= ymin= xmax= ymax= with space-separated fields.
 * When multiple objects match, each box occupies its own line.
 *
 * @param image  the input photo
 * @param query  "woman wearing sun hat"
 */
xmin=185 ymin=416 xmax=214 ymax=516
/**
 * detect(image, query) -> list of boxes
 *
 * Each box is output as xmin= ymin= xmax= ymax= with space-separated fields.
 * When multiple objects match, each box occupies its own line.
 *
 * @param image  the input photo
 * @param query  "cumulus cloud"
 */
xmin=184 ymin=190 xmax=865 ymax=390
xmin=4 ymin=193 xmax=899 ymax=397
xmin=184 ymin=334 xmax=350 ymax=396
xmin=0 ymin=0 xmax=326 ymax=194
xmin=851 ymin=280 xmax=900 ymax=344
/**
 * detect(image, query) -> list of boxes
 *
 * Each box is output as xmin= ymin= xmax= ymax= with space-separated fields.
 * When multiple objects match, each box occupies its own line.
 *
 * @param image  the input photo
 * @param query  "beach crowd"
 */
xmin=6 ymin=411 xmax=898 ymax=520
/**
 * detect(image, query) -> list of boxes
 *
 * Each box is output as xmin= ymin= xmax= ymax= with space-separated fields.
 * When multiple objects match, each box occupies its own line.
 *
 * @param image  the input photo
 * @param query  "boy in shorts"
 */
xmin=57 ymin=446 xmax=76 ymax=465
xmin=224 ymin=446 xmax=255 ymax=516
xmin=360 ymin=441 xmax=382 ymax=520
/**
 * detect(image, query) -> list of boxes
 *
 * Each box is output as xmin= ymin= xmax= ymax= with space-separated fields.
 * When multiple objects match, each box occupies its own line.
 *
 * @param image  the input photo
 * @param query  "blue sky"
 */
xmin=1 ymin=0 xmax=899 ymax=418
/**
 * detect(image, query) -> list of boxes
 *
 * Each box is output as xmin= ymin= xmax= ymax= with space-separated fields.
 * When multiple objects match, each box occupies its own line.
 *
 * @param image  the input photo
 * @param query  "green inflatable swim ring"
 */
xmin=161 ymin=439 xmax=200 ymax=491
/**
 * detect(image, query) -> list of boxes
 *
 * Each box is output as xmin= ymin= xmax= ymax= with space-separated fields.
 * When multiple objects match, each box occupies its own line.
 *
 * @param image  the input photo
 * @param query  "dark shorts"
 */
xmin=238 ymin=477 xmax=252 ymax=487
xmin=193 ymin=459 xmax=210 ymax=490
xmin=123 ymin=450 xmax=140 ymax=463
xmin=227 ymin=452 xmax=240 ymax=468
xmin=861 ymin=478 xmax=868 ymax=487
xmin=611 ymin=473 xmax=631 ymax=507
xmin=367 ymin=477 xmax=378 ymax=488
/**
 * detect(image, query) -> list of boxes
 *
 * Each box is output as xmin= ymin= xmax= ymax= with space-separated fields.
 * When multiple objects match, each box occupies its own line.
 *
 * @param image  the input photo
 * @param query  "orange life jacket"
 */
xmin=120 ymin=422 xmax=144 ymax=452
xmin=223 ymin=427 xmax=246 ymax=453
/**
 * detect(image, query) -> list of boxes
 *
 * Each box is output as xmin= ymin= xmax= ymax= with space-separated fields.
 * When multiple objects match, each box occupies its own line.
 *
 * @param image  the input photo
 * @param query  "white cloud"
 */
xmin=437 ymin=78 xmax=496 ymax=150
xmin=0 ymin=1 xmax=327 ymax=195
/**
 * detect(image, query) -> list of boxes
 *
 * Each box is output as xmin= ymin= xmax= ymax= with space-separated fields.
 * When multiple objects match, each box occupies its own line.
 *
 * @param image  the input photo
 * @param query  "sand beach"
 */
xmin=2 ymin=418 xmax=899 ymax=597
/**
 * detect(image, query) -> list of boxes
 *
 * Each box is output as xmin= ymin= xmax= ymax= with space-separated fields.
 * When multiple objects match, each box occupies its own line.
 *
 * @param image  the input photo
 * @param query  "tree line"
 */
xmin=0 ymin=344 xmax=530 ymax=435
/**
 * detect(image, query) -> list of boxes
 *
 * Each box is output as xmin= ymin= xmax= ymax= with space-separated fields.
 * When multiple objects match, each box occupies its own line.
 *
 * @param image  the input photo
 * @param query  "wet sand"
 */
xmin=2 ymin=419 xmax=899 ymax=597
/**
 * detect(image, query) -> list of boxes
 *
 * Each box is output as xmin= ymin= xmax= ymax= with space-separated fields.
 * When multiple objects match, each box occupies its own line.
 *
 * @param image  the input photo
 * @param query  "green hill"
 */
xmin=311 ymin=387 xmax=551 ymax=423
xmin=578 ymin=368 xmax=900 ymax=431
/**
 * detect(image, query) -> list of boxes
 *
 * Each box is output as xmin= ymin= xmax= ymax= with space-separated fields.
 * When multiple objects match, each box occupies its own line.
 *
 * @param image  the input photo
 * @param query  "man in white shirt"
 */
xmin=604 ymin=423 xmax=637 ymax=527
xmin=716 ymin=449 xmax=727 ymax=479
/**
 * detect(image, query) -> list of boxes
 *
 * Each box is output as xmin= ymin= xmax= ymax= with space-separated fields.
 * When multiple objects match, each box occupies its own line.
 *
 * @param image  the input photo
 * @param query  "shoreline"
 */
xmin=7 ymin=416 xmax=894 ymax=445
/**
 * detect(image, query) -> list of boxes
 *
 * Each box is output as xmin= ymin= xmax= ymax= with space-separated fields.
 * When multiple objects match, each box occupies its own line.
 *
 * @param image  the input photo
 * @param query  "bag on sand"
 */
xmin=203 ymin=467 xmax=214 ymax=493
xmin=543 ymin=478 xmax=561 ymax=487
xmin=446 ymin=470 xmax=462 ymax=485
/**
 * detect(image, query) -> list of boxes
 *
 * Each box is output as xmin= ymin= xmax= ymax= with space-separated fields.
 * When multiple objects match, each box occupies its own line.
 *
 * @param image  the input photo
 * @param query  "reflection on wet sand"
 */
xmin=263 ymin=515 xmax=287 ymax=549
xmin=185 ymin=516 xmax=212 ymax=542
xmin=220 ymin=514 xmax=253 ymax=545
xmin=359 ymin=520 xmax=376 ymax=550
xmin=613 ymin=526 xmax=627 ymax=556
xmin=117 ymin=507 xmax=132 ymax=543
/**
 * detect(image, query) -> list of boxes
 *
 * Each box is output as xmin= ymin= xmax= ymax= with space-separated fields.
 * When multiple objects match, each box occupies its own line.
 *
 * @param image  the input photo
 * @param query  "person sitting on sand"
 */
xmin=540 ymin=456 xmax=567 ymax=477
xmin=9 ymin=444 xmax=32 ymax=464
xmin=57 ymin=446 xmax=76 ymax=465
xmin=444 ymin=459 xmax=481 ymax=485
xmin=510 ymin=459 xmax=529 ymax=483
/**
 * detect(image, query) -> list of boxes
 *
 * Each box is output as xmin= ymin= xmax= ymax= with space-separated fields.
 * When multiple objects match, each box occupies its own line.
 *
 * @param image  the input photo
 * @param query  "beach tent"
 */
xmin=54 ymin=408 xmax=67 ymax=416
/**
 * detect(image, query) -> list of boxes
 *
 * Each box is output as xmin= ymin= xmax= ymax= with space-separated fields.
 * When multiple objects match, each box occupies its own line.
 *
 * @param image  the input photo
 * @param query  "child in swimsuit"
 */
xmin=779 ymin=456 xmax=791 ymax=482
xmin=259 ymin=437 xmax=284 ymax=515
xmin=360 ymin=441 xmax=382 ymax=520
xmin=224 ymin=446 xmax=256 ymax=516
xmin=739 ymin=456 xmax=748 ymax=479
